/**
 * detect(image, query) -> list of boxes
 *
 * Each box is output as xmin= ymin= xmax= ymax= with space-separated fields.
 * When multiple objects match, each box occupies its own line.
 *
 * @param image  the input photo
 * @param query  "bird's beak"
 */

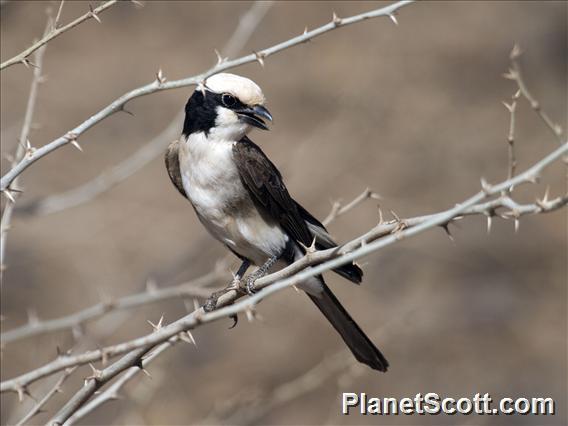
xmin=236 ymin=105 xmax=273 ymax=130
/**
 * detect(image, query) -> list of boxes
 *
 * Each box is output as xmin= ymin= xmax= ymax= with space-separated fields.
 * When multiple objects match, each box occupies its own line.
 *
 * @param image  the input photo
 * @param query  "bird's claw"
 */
xmin=228 ymin=314 xmax=239 ymax=329
xmin=245 ymin=276 xmax=257 ymax=295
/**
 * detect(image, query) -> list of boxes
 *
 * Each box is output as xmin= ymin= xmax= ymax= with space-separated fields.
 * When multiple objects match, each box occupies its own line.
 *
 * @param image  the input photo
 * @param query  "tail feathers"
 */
xmin=307 ymin=281 xmax=388 ymax=372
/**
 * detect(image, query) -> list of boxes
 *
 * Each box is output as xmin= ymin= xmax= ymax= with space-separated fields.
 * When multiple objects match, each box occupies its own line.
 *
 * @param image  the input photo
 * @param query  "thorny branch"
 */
xmin=64 ymin=341 xmax=174 ymax=425
xmin=3 ymin=186 xmax=371 ymax=344
xmin=38 ymin=140 xmax=568 ymax=425
xmin=17 ymin=1 xmax=274 ymax=217
xmin=504 ymin=44 xmax=564 ymax=144
xmin=14 ymin=368 xmax=75 ymax=426
xmin=2 ymin=140 xmax=566 ymax=401
xmin=0 ymin=0 xmax=414 ymax=192
xmin=1 ymin=262 xmax=228 ymax=344
xmin=0 ymin=0 xmax=122 ymax=70
xmin=0 ymin=17 xmax=50 ymax=277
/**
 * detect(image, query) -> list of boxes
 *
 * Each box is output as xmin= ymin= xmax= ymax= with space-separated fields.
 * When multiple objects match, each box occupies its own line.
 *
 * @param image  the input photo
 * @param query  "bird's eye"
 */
xmin=221 ymin=93 xmax=236 ymax=107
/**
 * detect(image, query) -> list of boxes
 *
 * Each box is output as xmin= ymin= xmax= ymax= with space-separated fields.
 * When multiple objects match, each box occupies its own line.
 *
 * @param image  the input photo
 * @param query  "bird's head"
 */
xmin=182 ymin=73 xmax=272 ymax=140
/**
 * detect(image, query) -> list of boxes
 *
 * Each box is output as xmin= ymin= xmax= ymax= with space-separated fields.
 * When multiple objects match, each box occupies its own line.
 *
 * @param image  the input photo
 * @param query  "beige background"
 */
xmin=1 ymin=1 xmax=566 ymax=425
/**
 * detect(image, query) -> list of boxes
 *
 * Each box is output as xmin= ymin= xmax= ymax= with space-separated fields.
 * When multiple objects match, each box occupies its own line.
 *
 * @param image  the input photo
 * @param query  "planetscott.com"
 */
xmin=342 ymin=393 xmax=555 ymax=416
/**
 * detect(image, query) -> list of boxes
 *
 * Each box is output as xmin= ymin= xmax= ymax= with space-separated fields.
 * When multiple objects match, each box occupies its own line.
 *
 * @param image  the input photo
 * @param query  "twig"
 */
xmin=14 ymin=369 xmax=75 ymax=426
xmin=3 ymin=141 xmax=565 ymax=399
xmin=45 ymin=137 xmax=567 ymax=423
xmin=0 ymin=0 xmax=120 ymax=70
xmin=64 ymin=341 xmax=172 ymax=425
xmin=0 ymin=0 xmax=415 ymax=192
xmin=322 ymin=187 xmax=380 ymax=226
xmin=503 ymin=90 xmax=520 ymax=183
xmin=17 ymin=1 xmax=274 ymax=216
xmin=0 ymin=17 xmax=50 ymax=277
xmin=505 ymin=44 xmax=564 ymax=143
xmin=53 ymin=0 xmax=65 ymax=29
xmin=1 ymin=262 xmax=227 ymax=343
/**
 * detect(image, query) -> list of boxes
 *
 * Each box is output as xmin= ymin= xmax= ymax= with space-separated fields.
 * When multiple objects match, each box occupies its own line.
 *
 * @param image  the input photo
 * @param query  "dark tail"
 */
xmin=307 ymin=279 xmax=388 ymax=372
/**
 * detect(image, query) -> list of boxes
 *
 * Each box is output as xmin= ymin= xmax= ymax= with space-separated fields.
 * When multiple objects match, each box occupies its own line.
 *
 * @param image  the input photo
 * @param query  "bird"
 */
xmin=165 ymin=73 xmax=388 ymax=372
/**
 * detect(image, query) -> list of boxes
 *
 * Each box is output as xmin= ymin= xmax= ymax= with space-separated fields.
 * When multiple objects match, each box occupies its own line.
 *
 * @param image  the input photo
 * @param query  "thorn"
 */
xmin=21 ymin=58 xmax=38 ymax=68
xmin=130 ymin=0 xmax=144 ymax=6
xmin=441 ymin=223 xmax=455 ymax=244
xmin=147 ymin=314 xmax=164 ymax=332
xmin=377 ymin=205 xmax=384 ymax=224
xmin=179 ymin=331 xmax=193 ymax=344
xmin=156 ymin=68 xmax=166 ymax=84
xmin=514 ymin=218 xmax=520 ymax=233
xmin=70 ymin=139 xmax=83 ymax=152
xmin=480 ymin=177 xmax=493 ymax=194
xmin=245 ymin=306 xmax=257 ymax=322
xmin=513 ymin=89 xmax=521 ymax=99
xmin=525 ymin=173 xmax=540 ymax=184
xmin=502 ymin=69 xmax=517 ymax=80
xmin=486 ymin=215 xmax=492 ymax=234
xmin=86 ymin=363 xmax=103 ymax=382
xmin=140 ymin=367 xmax=152 ymax=378
xmin=214 ymin=49 xmax=226 ymax=66
xmin=253 ymin=51 xmax=265 ymax=67
xmin=186 ymin=330 xmax=196 ymax=345
xmin=542 ymin=186 xmax=550 ymax=203
xmin=2 ymin=189 xmax=16 ymax=203
xmin=24 ymin=138 xmax=36 ymax=156
xmin=332 ymin=11 xmax=341 ymax=26
xmin=197 ymin=79 xmax=207 ymax=96
xmin=292 ymin=285 xmax=300 ymax=293
xmin=89 ymin=4 xmax=101 ymax=23
xmin=510 ymin=43 xmax=522 ymax=60
xmin=16 ymin=385 xmax=30 ymax=402
xmin=389 ymin=209 xmax=401 ymax=223
xmin=388 ymin=13 xmax=398 ymax=26
xmin=502 ymin=101 xmax=516 ymax=113
xmin=303 ymin=26 xmax=308 ymax=35
xmin=118 ymin=104 xmax=135 ymax=116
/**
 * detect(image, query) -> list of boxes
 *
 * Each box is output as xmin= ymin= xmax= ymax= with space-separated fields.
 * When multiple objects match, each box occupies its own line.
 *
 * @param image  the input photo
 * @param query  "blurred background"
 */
xmin=1 ymin=1 xmax=566 ymax=425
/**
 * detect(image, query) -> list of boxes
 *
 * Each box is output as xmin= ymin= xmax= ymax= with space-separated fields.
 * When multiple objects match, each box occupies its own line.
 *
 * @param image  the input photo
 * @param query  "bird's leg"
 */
xmin=245 ymin=255 xmax=280 ymax=295
xmin=204 ymin=260 xmax=250 ymax=314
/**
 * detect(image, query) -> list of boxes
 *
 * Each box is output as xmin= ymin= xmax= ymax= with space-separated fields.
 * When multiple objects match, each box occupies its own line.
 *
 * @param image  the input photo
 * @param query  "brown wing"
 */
xmin=165 ymin=139 xmax=187 ymax=199
xmin=233 ymin=137 xmax=313 ymax=246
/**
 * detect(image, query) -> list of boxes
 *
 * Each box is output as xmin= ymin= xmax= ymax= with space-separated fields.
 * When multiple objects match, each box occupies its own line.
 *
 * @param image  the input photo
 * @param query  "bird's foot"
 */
xmin=245 ymin=274 xmax=259 ymax=295
xmin=242 ymin=255 xmax=279 ymax=295
xmin=203 ymin=277 xmax=242 ymax=313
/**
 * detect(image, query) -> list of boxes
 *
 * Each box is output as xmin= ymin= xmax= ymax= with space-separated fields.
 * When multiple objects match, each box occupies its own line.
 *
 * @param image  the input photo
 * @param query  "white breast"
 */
xmin=179 ymin=133 xmax=288 ymax=265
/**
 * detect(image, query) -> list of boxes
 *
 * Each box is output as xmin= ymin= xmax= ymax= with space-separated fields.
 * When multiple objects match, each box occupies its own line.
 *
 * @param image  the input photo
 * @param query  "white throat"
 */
xmin=210 ymin=107 xmax=251 ymax=142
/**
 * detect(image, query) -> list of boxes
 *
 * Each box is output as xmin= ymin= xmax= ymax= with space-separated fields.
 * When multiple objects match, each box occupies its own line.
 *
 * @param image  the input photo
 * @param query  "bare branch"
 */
xmin=14 ymin=368 xmax=75 ymax=426
xmin=1 ymin=17 xmax=50 ymax=277
xmin=17 ymin=0 xmax=274 ymax=216
xmin=322 ymin=187 xmax=380 ymax=226
xmin=0 ymin=0 xmax=415 ymax=192
xmin=2 ymin=141 xmax=565 ymax=399
xmin=63 ymin=341 xmax=172 ymax=425
xmin=1 ymin=260 xmax=228 ymax=343
xmin=0 ymin=0 xmax=120 ymax=70
xmin=505 ymin=44 xmax=564 ymax=143
xmin=5 ymin=187 xmax=366 ymax=343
